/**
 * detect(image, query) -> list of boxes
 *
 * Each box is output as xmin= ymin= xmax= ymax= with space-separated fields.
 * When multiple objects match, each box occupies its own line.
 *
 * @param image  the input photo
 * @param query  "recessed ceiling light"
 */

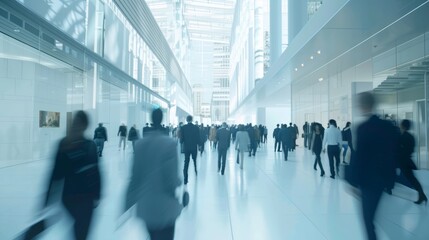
xmin=14 ymin=29 xmax=20 ymax=32
xmin=294 ymin=68 xmax=298 ymax=71
xmin=310 ymin=56 xmax=314 ymax=60
xmin=318 ymin=77 xmax=324 ymax=82
xmin=301 ymin=63 xmax=304 ymax=67
xmin=317 ymin=50 xmax=321 ymax=54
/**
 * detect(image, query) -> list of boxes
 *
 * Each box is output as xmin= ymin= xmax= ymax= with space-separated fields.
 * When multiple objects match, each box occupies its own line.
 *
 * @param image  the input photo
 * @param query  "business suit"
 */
xmin=181 ymin=122 xmax=200 ymax=184
xmin=125 ymin=130 xmax=182 ymax=239
xmin=216 ymin=127 xmax=231 ymax=174
xmin=279 ymin=125 xmax=290 ymax=160
xmin=273 ymin=127 xmax=281 ymax=151
xmin=356 ymin=115 xmax=398 ymax=240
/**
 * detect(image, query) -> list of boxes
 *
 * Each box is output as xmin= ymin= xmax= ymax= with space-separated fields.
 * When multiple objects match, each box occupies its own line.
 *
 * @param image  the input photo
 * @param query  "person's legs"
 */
xmin=361 ymin=187 xmax=383 ymax=240
xmin=217 ymin=149 xmax=222 ymax=172
xmin=221 ymin=149 xmax=227 ymax=174
xmin=334 ymin=146 xmax=341 ymax=173
xmin=240 ymin=151 xmax=244 ymax=169
xmin=191 ymin=150 xmax=198 ymax=175
xmin=148 ymin=224 xmax=175 ymax=240
xmin=99 ymin=140 xmax=104 ymax=156
xmin=64 ymin=200 xmax=94 ymax=240
xmin=402 ymin=168 xmax=427 ymax=202
xmin=316 ymin=153 xmax=324 ymax=175
xmin=183 ymin=152 xmax=191 ymax=184
xmin=327 ymin=146 xmax=335 ymax=177
xmin=282 ymin=143 xmax=288 ymax=160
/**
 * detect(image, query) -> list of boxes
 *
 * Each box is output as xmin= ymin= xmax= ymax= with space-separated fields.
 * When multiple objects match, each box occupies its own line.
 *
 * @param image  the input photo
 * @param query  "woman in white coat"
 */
xmin=235 ymin=125 xmax=250 ymax=169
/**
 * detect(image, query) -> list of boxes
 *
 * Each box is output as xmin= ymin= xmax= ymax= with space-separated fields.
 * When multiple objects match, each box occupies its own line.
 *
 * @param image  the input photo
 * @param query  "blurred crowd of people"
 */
xmin=19 ymin=92 xmax=427 ymax=240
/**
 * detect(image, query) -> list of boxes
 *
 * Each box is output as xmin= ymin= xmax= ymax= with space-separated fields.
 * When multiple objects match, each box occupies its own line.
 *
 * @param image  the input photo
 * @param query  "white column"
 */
xmin=254 ymin=0 xmax=264 ymax=82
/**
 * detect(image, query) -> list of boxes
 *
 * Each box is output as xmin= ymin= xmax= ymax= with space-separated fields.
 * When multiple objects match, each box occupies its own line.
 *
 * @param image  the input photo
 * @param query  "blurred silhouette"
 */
xmin=398 ymin=119 xmax=427 ymax=204
xmin=216 ymin=122 xmax=231 ymax=175
xmin=352 ymin=92 xmax=398 ymax=240
xmin=94 ymin=123 xmax=108 ymax=157
xmin=18 ymin=111 xmax=102 ymax=240
xmin=235 ymin=125 xmax=250 ymax=169
xmin=311 ymin=124 xmax=325 ymax=177
xmin=180 ymin=115 xmax=200 ymax=185
xmin=128 ymin=124 xmax=139 ymax=152
xmin=124 ymin=108 xmax=183 ymax=240
xmin=118 ymin=123 xmax=127 ymax=150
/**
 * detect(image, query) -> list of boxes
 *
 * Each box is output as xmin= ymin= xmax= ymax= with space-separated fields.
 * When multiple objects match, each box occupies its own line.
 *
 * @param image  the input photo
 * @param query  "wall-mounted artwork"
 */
xmin=39 ymin=111 xmax=60 ymax=128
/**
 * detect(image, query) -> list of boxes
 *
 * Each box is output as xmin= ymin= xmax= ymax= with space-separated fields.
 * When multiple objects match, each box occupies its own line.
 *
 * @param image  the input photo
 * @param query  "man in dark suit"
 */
xmin=279 ymin=124 xmax=290 ymax=161
xmin=216 ymin=122 xmax=231 ymax=175
xmin=355 ymin=92 xmax=398 ymax=240
xmin=273 ymin=124 xmax=281 ymax=152
xmin=180 ymin=115 xmax=200 ymax=185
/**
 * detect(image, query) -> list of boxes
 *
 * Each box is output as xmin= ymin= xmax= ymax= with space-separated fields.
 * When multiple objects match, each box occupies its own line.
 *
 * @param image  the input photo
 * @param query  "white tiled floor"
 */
xmin=1 ymin=141 xmax=429 ymax=240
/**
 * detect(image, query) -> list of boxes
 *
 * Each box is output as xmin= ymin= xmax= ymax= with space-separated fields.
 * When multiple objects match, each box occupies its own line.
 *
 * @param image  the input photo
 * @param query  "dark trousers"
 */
xmin=361 ymin=187 xmax=383 ymax=240
xmin=282 ymin=143 xmax=289 ymax=160
xmin=94 ymin=138 xmax=104 ymax=156
xmin=314 ymin=153 xmax=324 ymax=172
xmin=63 ymin=199 xmax=94 ymax=240
xmin=249 ymin=142 xmax=257 ymax=156
xmin=184 ymin=149 xmax=197 ymax=184
xmin=401 ymin=168 xmax=425 ymax=196
xmin=275 ymin=139 xmax=281 ymax=151
xmin=148 ymin=224 xmax=175 ymax=240
xmin=218 ymin=148 xmax=227 ymax=174
xmin=327 ymin=145 xmax=340 ymax=176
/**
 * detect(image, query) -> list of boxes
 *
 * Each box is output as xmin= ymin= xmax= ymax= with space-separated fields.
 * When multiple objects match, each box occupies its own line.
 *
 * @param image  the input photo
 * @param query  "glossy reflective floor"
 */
xmin=1 ymin=140 xmax=429 ymax=240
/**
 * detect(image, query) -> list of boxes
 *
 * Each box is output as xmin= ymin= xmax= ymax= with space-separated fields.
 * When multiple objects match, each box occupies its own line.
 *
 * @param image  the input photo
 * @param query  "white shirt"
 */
xmin=322 ymin=126 xmax=342 ymax=148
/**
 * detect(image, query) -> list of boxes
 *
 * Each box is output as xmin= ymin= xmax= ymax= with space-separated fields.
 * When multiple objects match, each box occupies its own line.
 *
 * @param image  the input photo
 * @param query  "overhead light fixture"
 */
xmin=301 ymin=63 xmax=304 ymax=67
xmin=318 ymin=77 xmax=324 ymax=82
xmin=14 ymin=29 xmax=20 ymax=33
xmin=294 ymin=68 xmax=298 ymax=71
xmin=310 ymin=56 xmax=314 ymax=60
xmin=317 ymin=50 xmax=321 ymax=54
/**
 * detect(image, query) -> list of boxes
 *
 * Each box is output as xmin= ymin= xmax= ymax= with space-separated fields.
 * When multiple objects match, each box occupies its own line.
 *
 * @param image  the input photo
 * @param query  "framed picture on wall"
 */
xmin=39 ymin=111 xmax=60 ymax=128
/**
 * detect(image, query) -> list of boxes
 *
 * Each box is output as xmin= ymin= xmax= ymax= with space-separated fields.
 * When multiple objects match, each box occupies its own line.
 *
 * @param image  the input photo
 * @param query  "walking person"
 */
xmin=322 ymin=119 xmax=342 ymax=179
xmin=235 ymin=125 xmax=250 ymax=169
xmin=128 ymin=124 xmax=139 ymax=152
xmin=118 ymin=123 xmax=127 ymax=150
xmin=180 ymin=115 xmax=200 ymax=185
xmin=124 ymin=108 xmax=183 ymax=240
xmin=199 ymin=124 xmax=208 ymax=155
xmin=398 ymin=119 xmax=427 ymax=204
xmin=209 ymin=125 xmax=217 ymax=150
xmin=279 ymin=124 xmax=290 ymax=161
xmin=273 ymin=124 xmax=281 ymax=152
xmin=351 ymin=92 xmax=398 ymax=240
xmin=263 ymin=126 xmax=268 ymax=144
xmin=216 ymin=123 xmax=231 ymax=175
xmin=46 ymin=111 xmax=102 ymax=240
xmin=93 ymin=123 xmax=108 ymax=157
xmin=311 ymin=124 xmax=325 ymax=177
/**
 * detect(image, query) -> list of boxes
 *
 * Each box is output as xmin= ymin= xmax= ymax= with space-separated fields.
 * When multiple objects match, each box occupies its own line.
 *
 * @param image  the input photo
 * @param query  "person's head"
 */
xmin=277 ymin=124 xmax=279 ymax=127
xmin=222 ymin=122 xmax=227 ymax=128
xmin=186 ymin=115 xmax=193 ymax=123
xmin=329 ymin=119 xmax=337 ymax=128
xmin=358 ymin=92 xmax=376 ymax=114
xmin=98 ymin=123 xmax=103 ymax=127
xmin=152 ymin=108 xmax=163 ymax=126
xmin=72 ymin=111 xmax=89 ymax=134
xmin=315 ymin=124 xmax=320 ymax=132
xmin=400 ymin=119 xmax=411 ymax=133
xmin=345 ymin=122 xmax=351 ymax=128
